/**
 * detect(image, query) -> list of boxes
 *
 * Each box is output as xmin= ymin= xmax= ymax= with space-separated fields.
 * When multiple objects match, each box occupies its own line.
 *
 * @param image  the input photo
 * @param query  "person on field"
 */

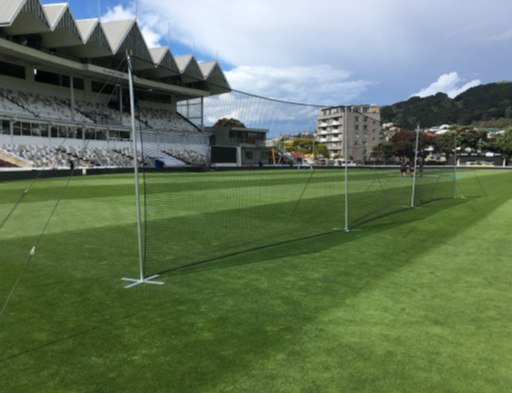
xmin=419 ymin=160 xmax=424 ymax=177
xmin=400 ymin=162 xmax=406 ymax=177
xmin=409 ymin=161 xmax=415 ymax=177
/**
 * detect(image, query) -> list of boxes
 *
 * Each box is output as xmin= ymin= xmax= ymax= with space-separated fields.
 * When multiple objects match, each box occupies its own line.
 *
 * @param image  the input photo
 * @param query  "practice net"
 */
xmin=139 ymin=90 xmax=462 ymax=277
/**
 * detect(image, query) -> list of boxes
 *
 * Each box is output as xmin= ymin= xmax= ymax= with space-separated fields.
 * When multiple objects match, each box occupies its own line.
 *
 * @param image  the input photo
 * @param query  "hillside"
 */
xmin=381 ymin=81 xmax=512 ymax=128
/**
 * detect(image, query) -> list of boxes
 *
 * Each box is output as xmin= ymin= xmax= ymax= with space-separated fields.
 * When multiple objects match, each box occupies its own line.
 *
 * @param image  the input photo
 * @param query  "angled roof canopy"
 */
xmin=40 ymin=4 xmax=82 ymax=48
xmin=199 ymin=61 xmax=232 ymax=95
xmin=0 ymin=0 xmax=231 ymax=96
xmin=0 ymin=0 xmax=50 ymax=35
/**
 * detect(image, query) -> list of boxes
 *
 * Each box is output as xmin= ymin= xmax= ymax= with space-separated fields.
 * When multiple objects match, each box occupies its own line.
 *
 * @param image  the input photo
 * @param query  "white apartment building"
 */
xmin=316 ymin=105 xmax=380 ymax=161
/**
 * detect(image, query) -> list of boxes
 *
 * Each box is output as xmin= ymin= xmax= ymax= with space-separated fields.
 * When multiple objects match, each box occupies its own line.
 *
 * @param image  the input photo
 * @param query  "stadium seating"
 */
xmin=0 ymin=87 xmax=207 ymax=168
xmin=0 ymin=143 xmax=154 ymax=168
xmin=0 ymin=88 xmax=34 ymax=118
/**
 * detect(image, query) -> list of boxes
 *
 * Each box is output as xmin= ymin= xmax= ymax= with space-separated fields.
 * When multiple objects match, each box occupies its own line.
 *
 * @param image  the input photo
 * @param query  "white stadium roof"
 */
xmin=0 ymin=0 xmax=231 ymax=98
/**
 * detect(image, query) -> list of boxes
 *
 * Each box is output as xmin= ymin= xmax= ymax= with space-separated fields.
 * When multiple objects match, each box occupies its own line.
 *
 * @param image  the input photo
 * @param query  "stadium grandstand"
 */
xmin=0 ymin=0 xmax=230 ymax=169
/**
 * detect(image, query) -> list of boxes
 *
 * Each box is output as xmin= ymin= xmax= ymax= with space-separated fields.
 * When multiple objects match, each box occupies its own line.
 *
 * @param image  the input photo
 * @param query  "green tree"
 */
xmin=390 ymin=130 xmax=436 ymax=161
xmin=213 ymin=118 xmax=246 ymax=128
xmin=498 ymin=127 xmax=512 ymax=161
xmin=372 ymin=141 xmax=397 ymax=162
xmin=457 ymin=127 xmax=487 ymax=152
xmin=285 ymin=138 xmax=329 ymax=158
xmin=435 ymin=131 xmax=457 ymax=164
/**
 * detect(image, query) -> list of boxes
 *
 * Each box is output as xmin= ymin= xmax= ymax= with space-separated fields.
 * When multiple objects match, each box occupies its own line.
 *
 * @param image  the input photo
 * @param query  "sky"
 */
xmin=47 ymin=0 xmax=512 ymax=106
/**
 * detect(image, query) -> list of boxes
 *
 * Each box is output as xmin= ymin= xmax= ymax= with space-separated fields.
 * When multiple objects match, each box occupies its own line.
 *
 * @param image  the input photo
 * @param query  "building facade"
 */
xmin=316 ymin=105 xmax=380 ymax=161
xmin=209 ymin=126 xmax=269 ymax=166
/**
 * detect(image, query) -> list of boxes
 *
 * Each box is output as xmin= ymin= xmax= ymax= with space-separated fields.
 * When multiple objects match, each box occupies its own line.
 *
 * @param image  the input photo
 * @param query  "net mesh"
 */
xmin=139 ymin=90 xmax=462 ymax=277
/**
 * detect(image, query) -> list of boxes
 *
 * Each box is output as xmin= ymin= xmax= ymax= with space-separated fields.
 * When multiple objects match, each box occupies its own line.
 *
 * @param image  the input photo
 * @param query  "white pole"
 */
xmin=127 ymin=54 xmax=144 ymax=282
xmin=344 ymin=106 xmax=349 ymax=231
xmin=454 ymin=130 xmax=457 ymax=198
xmin=411 ymin=124 xmax=420 ymax=208
xmin=122 ymin=53 xmax=164 ymax=288
xmin=168 ymin=23 xmax=171 ymax=48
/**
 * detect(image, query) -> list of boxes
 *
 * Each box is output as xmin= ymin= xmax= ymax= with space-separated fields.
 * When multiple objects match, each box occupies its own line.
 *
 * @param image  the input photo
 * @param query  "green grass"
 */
xmin=1 ymin=169 xmax=511 ymax=392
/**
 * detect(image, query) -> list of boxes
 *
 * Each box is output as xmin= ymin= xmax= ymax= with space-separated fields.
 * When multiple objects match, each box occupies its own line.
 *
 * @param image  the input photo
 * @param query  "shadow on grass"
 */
xmin=0 ymin=175 xmax=510 ymax=391
xmin=162 ymin=194 xmax=482 ymax=277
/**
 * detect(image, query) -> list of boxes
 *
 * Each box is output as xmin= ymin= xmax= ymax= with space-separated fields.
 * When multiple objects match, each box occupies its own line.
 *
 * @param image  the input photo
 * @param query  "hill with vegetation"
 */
xmin=381 ymin=81 xmax=512 ymax=129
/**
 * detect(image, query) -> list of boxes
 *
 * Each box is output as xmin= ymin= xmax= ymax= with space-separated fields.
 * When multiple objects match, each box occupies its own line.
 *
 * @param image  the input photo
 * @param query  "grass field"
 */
xmin=1 ymin=168 xmax=511 ymax=392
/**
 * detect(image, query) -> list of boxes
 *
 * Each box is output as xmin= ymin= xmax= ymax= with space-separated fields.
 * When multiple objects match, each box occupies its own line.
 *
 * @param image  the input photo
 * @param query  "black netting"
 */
xmin=138 ymin=88 xmax=462 ymax=277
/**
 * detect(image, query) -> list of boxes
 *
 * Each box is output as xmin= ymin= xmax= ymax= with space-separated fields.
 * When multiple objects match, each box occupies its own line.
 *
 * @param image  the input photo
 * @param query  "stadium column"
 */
xmin=121 ymin=53 xmax=164 ymax=288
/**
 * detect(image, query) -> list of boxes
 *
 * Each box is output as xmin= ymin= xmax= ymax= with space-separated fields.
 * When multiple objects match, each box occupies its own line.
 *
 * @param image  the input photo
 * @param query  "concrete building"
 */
xmin=316 ymin=105 xmax=380 ymax=161
xmin=208 ymin=126 xmax=269 ymax=166
xmin=0 ymin=0 xmax=230 ymax=169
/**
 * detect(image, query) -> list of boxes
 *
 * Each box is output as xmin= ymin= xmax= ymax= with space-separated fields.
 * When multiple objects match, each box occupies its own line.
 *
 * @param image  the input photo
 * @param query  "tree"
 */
xmin=457 ymin=127 xmax=487 ymax=152
xmin=435 ymin=131 xmax=457 ymax=164
xmin=285 ymin=138 xmax=329 ymax=158
xmin=390 ymin=130 xmax=436 ymax=161
xmin=498 ymin=127 xmax=512 ymax=161
xmin=372 ymin=141 xmax=397 ymax=162
xmin=213 ymin=118 xmax=246 ymax=128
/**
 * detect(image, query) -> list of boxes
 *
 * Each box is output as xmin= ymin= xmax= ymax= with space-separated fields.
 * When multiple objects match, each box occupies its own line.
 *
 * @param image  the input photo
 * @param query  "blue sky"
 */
xmin=49 ymin=0 xmax=512 ymax=106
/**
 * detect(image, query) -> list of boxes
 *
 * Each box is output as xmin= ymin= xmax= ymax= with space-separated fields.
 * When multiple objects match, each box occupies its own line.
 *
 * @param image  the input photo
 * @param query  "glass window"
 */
xmin=13 ymin=122 xmax=21 ymax=135
xmin=74 ymin=78 xmax=85 ymax=90
xmin=76 ymin=128 xmax=83 ymax=139
xmin=96 ymin=130 xmax=107 ymax=140
xmin=109 ymin=130 xmax=119 ymax=140
xmin=85 ymin=129 xmax=96 ymax=140
xmin=59 ymin=126 xmax=69 ymax=138
xmin=32 ymin=123 xmax=42 ymax=137
xmin=62 ymin=76 xmax=85 ymax=90
xmin=0 ymin=61 xmax=25 ymax=79
xmin=92 ymin=81 xmax=116 ymax=95
xmin=1 ymin=120 xmax=10 ymax=135
xmin=40 ymin=124 xmax=48 ymax=137
xmin=62 ymin=75 xmax=70 ymax=87
xmin=21 ymin=123 xmax=31 ymax=136
xmin=51 ymin=126 xmax=58 ymax=138
xmin=67 ymin=128 xmax=77 ymax=139
xmin=35 ymin=69 xmax=60 ymax=86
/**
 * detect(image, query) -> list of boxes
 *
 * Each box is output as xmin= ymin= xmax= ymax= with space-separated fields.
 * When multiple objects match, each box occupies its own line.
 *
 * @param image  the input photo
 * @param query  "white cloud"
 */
xmin=226 ymin=65 xmax=373 ymax=105
xmin=412 ymin=72 xmax=481 ymax=99
xmin=101 ymin=4 xmax=163 ymax=48
xmin=101 ymin=4 xmax=134 ymax=22
xmin=95 ymin=0 xmax=512 ymax=104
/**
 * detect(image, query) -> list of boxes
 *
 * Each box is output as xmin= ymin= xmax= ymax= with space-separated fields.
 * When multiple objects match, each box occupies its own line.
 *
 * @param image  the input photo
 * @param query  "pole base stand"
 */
xmin=121 ymin=274 xmax=164 ymax=288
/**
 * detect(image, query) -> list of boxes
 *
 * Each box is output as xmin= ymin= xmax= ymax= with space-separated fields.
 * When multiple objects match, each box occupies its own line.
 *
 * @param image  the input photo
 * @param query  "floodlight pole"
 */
xmin=122 ymin=53 xmax=164 ymax=288
xmin=411 ymin=124 xmax=420 ymax=208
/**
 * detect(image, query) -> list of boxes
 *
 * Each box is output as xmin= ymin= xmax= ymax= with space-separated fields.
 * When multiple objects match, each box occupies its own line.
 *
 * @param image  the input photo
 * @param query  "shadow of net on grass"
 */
xmin=142 ymin=168 xmax=346 ymax=276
